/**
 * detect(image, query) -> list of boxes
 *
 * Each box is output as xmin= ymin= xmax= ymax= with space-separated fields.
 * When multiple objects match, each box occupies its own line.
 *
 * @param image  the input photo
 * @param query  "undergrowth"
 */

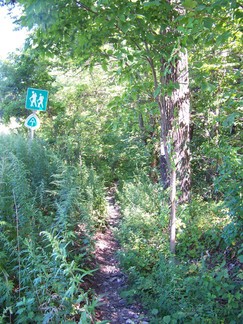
xmin=0 ymin=134 xmax=107 ymax=323
xmin=116 ymin=175 xmax=243 ymax=323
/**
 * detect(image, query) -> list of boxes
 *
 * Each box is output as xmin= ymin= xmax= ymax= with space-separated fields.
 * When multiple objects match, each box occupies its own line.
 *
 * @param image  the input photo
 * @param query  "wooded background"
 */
xmin=0 ymin=0 xmax=242 ymax=323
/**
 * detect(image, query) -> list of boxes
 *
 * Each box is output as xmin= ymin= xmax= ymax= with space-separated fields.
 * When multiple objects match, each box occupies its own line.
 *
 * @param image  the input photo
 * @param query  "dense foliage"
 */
xmin=0 ymin=0 xmax=242 ymax=323
xmin=0 ymin=135 xmax=106 ymax=323
xmin=117 ymin=177 xmax=242 ymax=323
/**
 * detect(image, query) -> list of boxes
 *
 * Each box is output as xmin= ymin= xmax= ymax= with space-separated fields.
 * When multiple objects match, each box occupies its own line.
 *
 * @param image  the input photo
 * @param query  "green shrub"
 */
xmin=0 ymin=134 xmax=106 ymax=323
xmin=214 ymin=145 xmax=243 ymax=245
xmin=117 ymin=176 xmax=169 ymax=276
xmin=141 ymin=256 xmax=242 ymax=323
xmin=176 ymin=199 xmax=230 ymax=259
xmin=117 ymin=176 xmax=242 ymax=323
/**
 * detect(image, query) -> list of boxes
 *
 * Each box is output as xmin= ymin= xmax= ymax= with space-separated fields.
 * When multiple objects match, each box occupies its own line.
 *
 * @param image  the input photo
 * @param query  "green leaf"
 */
xmin=204 ymin=18 xmax=214 ymax=29
xmin=144 ymin=0 xmax=161 ymax=8
xmin=182 ymin=0 xmax=197 ymax=9
xmin=101 ymin=60 xmax=108 ymax=71
xmin=238 ymin=255 xmax=243 ymax=263
xmin=222 ymin=113 xmax=237 ymax=127
xmin=136 ymin=14 xmax=145 ymax=20
xmin=152 ymin=308 xmax=159 ymax=315
xmin=154 ymin=85 xmax=161 ymax=98
xmin=163 ymin=315 xmax=172 ymax=323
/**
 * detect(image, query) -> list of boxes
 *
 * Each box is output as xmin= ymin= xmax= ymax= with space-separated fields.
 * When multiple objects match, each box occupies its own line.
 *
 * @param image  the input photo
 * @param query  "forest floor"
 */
xmin=92 ymin=188 xmax=150 ymax=324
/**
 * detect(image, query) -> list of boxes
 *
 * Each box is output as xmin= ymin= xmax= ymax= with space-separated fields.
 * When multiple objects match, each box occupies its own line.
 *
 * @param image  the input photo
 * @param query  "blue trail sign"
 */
xmin=24 ymin=113 xmax=40 ymax=130
xmin=25 ymin=88 xmax=48 ymax=111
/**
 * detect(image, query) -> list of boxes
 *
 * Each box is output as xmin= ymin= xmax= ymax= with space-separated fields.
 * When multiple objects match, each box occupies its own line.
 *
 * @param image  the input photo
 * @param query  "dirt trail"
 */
xmin=93 ymin=189 xmax=149 ymax=324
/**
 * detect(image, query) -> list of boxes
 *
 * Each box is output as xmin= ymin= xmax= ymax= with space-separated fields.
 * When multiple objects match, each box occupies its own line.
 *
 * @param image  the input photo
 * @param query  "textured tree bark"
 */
xmin=158 ymin=50 xmax=191 ymax=197
xmin=158 ymin=49 xmax=191 ymax=254
xmin=145 ymin=1 xmax=191 ymax=254
xmin=158 ymin=94 xmax=171 ymax=189
xmin=174 ymin=50 xmax=191 ymax=203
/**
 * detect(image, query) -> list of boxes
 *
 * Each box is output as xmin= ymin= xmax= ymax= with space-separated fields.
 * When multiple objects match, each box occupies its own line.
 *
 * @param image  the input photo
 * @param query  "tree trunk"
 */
xmin=174 ymin=49 xmax=191 ymax=203
xmin=159 ymin=50 xmax=190 ymax=201
xmin=146 ymin=3 xmax=191 ymax=254
xmin=158 ymin=49 xmax=190 ymax=254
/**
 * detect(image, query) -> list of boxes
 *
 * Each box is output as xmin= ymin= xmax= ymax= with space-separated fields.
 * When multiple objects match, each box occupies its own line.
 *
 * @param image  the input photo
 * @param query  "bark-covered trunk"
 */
xmin=174 ymin=49 xmax=191 ymax=203
xmin=147 ymin=2 xmax=191 ymax=254
xmin=158 ymin=48 xmax=190 ymax=254
xmin=159 ymin=50 xmax=190 ymax=202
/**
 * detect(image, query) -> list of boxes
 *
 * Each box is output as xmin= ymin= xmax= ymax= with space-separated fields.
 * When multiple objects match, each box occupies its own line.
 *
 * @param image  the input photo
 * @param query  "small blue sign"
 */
xmin=24 ymin=113 xmax=40 ymax=130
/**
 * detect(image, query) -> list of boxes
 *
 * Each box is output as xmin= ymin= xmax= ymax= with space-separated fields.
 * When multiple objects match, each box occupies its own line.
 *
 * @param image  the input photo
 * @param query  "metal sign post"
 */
xmin=30 ymin=128 xmax=34 ymax=140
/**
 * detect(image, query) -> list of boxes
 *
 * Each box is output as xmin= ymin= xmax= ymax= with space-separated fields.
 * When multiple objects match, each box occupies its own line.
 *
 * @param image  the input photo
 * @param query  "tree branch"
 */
xmin=75 ymin=0 xmax=97 ymax=14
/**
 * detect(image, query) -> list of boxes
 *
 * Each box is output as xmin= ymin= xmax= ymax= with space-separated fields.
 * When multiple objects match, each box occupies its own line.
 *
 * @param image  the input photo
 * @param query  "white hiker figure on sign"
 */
xmin=37 ymin=93 xmax=44 ymax=109
xmin=29 ymin=91 xmax=37 ymax=107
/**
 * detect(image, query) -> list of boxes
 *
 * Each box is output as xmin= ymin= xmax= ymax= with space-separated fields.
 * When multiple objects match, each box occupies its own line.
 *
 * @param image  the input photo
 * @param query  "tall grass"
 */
xmin=0 ymin=134 xmax=106 ymax=323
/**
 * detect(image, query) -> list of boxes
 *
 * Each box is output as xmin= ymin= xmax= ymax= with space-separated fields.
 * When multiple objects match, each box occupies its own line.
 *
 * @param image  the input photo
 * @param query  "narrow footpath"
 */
xmin=93 ymin=189 xmax=149 ymax=324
